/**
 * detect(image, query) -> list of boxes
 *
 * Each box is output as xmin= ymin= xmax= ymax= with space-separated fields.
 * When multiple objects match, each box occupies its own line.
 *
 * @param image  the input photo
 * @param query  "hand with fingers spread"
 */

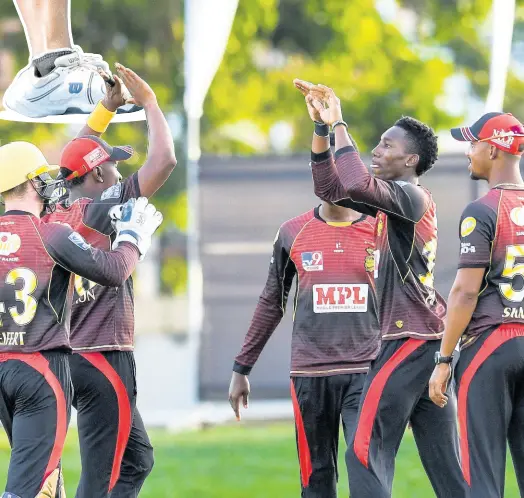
xmin=115 ymin=63 xmax=157 ymax=108
xmin=99 ymin=69 xmax=129 ymax=112
xmin=228 ymin=372 xmax=250 ymax=421
xmin=429 ymin=364 xmax=451 ymax=408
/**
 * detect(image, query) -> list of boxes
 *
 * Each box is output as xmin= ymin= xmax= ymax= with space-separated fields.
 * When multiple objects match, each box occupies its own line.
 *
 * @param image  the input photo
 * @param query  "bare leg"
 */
xmin=13 ymin=0 xmax=73 ymax=59
xmin=45 ymin=0 xmax=73 ymax=52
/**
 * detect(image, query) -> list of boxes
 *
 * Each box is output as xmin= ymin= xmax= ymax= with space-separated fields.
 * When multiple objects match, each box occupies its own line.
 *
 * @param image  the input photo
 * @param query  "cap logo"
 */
xmin=490 ymin=129 xmax=515 ymax=149
xmin=83 ymin=146 xmax=110 ymax=170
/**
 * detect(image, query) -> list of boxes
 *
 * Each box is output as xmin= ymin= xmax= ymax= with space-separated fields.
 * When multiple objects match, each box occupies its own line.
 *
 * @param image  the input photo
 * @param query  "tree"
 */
xmin=202 ymin=0 xmax=458 ymax=154
xmin=396 ymin=0 xmax=524 ymax=118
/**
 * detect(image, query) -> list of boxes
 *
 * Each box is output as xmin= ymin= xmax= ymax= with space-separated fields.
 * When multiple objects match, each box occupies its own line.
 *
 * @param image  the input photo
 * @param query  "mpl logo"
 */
xmin=313 ymin=284 xmax=368 ymax=313
xmin=301 ymin=251 xmax=323 ymax=271
xmin=0 ymin=232 xmax=21 ymax=256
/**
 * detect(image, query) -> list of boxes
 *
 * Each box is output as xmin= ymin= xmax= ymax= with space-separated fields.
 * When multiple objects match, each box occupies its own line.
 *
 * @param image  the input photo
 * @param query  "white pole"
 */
xmin=184 ymin=0 xmax=240 ymax=406
xmin=185 ymin=115 xmax=203 ymax=405
xmin=484 ymin=0 xmax=516 ymax=112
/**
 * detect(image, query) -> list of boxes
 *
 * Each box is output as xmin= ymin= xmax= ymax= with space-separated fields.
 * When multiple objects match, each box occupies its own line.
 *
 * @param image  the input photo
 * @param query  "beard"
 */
xmin=469 ymin=172 xmax=482 ymax=181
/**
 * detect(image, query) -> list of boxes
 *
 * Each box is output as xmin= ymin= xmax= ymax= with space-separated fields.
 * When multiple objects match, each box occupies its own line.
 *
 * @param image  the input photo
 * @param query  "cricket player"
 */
xmin=43 ymin=66 xmax=176 ymax=497
xmin=429 ymin=112 xmax=524 ymax=498
xmin=0 ymin=141 xmax=162 ymax=498
xmin=229 ymin=193 xmax=380 ymax=497
xmin=4 ymin=0 xmax=140 ymax=117
xmin=295 ymin=80 xmax=468 ymax=497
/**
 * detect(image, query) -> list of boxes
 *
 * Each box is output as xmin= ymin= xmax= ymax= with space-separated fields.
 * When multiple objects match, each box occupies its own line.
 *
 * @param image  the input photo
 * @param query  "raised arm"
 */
xmin=304 ymin=82 xmax=427 ymax=222
xmin=293 ymin=80 xmax=376 ymax=216
xmin=77 ymin=64 xmax=177 ymax=198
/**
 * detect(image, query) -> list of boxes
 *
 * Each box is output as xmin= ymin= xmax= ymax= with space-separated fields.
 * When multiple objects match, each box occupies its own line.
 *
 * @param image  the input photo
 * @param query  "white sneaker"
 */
xmin=72 ymin=45 xmax=111 ymax=74
xmin=71 ymin=46 xmax=139 ymax=115
xmin=3 ymin=50 xmax=140 ymax=118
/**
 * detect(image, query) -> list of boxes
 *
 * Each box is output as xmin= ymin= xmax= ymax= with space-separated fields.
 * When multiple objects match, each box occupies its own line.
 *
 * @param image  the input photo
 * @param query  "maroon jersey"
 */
xmin=458 ymin=186 xmax=524 ymax=342
xmin=0 ymin=211 xmax=139 ymax=352
xmin=234 ymin=206 xmax=381 ymax=377
xmin=43 ymin=174 xmax=140 ymax=352
xmin=311 ymin=148 xmax=446 ymax=341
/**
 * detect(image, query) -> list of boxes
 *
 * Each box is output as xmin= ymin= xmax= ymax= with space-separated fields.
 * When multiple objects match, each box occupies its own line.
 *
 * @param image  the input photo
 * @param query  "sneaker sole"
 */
xmin=0 ymin=108 xmax=146 ymax=123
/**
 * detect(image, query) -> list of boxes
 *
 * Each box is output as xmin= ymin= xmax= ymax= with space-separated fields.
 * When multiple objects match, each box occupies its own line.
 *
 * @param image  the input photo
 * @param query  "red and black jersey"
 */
xmin=458 ymin=185 xmax=524 ymax=343
xmin=311 ymin=148 xmax=446 ymax=341
xmin=234 ymin=206 xmax=381 ymax=377
xmin=43 ymin=173 xmax=140 ymax=352
xmin=0 ymin=211 xmax=138 ymax=352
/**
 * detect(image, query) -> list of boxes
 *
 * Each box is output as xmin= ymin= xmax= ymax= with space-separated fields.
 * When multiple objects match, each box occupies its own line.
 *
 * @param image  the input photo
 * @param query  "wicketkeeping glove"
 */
xmin=111 ymin=197 xmax=163 ymax=260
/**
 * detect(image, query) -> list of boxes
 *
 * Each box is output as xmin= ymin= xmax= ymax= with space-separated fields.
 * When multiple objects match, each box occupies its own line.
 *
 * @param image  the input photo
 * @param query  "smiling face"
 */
xmin=370 ymin=126 xmax=419 ymax=181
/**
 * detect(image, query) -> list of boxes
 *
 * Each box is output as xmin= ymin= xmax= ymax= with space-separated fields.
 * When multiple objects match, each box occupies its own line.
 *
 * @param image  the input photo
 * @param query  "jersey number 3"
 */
xmin=500 ymin=244 xmax=524 ymax=302
xmin=0 ymin=268 xmax=38 ymax=326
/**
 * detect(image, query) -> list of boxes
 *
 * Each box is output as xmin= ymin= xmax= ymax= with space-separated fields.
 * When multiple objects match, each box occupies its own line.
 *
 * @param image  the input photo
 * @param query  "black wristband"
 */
xmin=233 ymin=361 xmax=252 ymax=375
xmin=314 ymin=121 xmax=329 ymax=137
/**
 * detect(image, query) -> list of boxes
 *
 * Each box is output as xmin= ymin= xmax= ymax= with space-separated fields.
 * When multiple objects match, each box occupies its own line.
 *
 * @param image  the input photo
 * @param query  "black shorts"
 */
xmin=69 ymin=351 xmax=154 ymax=498
xmin=0 ymin=351 xmax=72 ymax=497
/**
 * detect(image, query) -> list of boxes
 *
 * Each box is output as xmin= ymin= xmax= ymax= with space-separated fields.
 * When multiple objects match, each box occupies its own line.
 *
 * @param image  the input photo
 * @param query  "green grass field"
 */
xmin=0 ymin=423 xmax=519 ymax=497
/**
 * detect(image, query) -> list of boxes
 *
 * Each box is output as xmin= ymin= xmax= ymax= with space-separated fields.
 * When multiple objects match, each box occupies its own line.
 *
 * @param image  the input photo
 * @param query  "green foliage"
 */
xmin=203 ymin=0 xmax=459 ymax=154
xmin=396 ymin=0 xmax=524 ymax=117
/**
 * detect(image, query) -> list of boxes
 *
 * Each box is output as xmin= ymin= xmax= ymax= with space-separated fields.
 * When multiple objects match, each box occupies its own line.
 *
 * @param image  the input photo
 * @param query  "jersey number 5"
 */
xmin=0 ymin=268 xmax=38 ymax=326
xmin=500 ymin=244 xmax=524 ymax=302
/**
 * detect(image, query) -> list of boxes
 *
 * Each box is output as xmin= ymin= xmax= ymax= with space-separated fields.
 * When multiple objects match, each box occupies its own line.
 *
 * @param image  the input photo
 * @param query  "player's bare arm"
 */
xmin=428 ymin=267 xmax=485 ymax=407
xmin=76 ymin=64 xmax=177 ymax=198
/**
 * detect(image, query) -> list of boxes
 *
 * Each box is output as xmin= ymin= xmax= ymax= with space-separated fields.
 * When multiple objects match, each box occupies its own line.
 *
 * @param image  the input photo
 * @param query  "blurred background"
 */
xmin=1 ymin=0 xmax=524 ymax=496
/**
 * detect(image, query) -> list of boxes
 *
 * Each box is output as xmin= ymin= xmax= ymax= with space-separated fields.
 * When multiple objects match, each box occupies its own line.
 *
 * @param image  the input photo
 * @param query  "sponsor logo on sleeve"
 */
xmin=460 ymin=242 xmax=476 ymax=254
xmin=313 ymin=284 xmax=368 ymax=313
xmin=301 ymin=251 xmax=323 ymax=271
xmin=460 ymin=217 xmax=476 ymax=238
xmin=68 ymin=232 xmax=91 ymax=251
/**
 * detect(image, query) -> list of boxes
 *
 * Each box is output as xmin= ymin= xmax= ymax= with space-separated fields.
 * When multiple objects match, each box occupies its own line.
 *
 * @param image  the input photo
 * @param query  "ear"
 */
xmin=489 ymin=145 xmax=499 ymax=160
xmin=93 ymin=166 xmax=104 ymax=183
xmin=406 ymin=154 xmax=419 ymax=169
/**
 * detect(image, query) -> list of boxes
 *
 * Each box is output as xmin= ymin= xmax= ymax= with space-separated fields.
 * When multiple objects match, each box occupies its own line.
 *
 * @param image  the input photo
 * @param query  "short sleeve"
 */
xmin=457 ymin=201 xmax=496 ymax=269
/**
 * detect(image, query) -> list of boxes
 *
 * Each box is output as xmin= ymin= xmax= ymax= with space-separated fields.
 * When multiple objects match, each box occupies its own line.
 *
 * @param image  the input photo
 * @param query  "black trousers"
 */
xmin=347 ymin=338 xmax=468 ymax=498
xmin=0 ymin=351 xmax=72 ymax=498
xmin=69 ymin=351 xmax=154 ymax=498
xmin=455 ymin=324 xmax=524 ymax=498
xmin=291 ymin=373 xmax=365 ymax=497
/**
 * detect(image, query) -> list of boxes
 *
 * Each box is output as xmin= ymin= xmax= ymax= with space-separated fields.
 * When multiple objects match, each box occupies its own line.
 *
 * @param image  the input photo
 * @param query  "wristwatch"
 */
xmin=434 ymin=351 xmax=454 ymax=365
